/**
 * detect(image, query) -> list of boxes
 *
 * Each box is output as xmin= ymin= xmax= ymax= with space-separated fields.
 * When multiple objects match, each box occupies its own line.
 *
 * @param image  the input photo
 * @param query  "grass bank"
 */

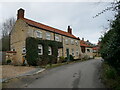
xmin=101 ymin=62 xmax=120 ymax=90
xmin=41 ymin=59 xmax=90 ymax=69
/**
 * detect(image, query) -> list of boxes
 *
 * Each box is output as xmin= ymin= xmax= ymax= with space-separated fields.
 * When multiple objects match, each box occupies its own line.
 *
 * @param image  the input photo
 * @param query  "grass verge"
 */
xmin=41 ymin=59 xmax=89 ymax=69
xmin=101 ymin=62 xmax=120 ymax=90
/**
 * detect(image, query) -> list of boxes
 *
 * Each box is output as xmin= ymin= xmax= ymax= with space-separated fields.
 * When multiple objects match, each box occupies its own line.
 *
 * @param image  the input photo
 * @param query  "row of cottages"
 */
xmin=80 ymin=38 xmax=93 ymax=59
xmin=10 ymin=8 xmax=81 ymax=65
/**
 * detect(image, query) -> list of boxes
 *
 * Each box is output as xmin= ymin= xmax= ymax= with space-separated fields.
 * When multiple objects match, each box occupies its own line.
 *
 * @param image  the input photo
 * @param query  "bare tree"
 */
xmin=0 ymin=17 xmax=16 ymax=51
xmin=93 ymin=0 xmax=120 ymax=18
xmin=1 ymin=17 xmax=15 ymax=38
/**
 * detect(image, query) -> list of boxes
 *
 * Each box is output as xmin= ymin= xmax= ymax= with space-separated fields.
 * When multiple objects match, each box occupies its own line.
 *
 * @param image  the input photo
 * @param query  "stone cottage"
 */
xmin=10 ymin=8 xmax=81 ymax=65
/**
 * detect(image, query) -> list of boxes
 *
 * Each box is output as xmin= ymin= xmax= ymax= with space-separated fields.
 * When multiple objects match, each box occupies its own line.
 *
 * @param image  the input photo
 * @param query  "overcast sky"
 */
xmin=0 ymin=1 xmax=115 ymax=44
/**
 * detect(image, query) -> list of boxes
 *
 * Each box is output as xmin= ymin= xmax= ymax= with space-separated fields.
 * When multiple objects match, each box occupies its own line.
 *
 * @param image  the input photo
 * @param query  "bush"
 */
xmin=81 ymin=54 xmax=89 ymax=60
xmin=58 ymin=56 xmax=65 ymax=63
xmin=105 ymin=66 xmax=117 ymax=79
xmin=69 ymin=55 xmax=74 ymax=61
xmin=6 ymin=60 xmax=11 ymax=64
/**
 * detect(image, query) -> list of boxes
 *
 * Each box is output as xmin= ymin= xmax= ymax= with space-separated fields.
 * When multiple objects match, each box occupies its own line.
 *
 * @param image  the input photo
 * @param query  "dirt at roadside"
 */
xmin=1 ymin=65 xmax=35 ymax=79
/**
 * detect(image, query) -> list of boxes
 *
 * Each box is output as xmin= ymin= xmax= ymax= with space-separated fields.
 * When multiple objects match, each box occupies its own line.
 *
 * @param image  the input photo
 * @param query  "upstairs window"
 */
xmin=55 ymin=35 xmax=60 ymax=41
xmin=46 ymin=32 xmax=51 ymax=40
xmin=71 ymin=39 xmax=74 ymax=45
xmin=75 ymin=40 xmax=78 ymax=45
xmin=48 ymin=46 xmax=52 ymax=55
xmin=38 ymin=44 xmax=43 ymax=55
xmin=36 ymin=31 xmax=42 ymax=38
xmin=65 ymin=39 xmax=69 ymax=45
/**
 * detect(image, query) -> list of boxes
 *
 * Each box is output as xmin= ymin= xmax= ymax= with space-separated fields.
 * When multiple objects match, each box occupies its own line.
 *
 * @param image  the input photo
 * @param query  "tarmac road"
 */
xmin=26 ymin=59 xmax=104 ymax=88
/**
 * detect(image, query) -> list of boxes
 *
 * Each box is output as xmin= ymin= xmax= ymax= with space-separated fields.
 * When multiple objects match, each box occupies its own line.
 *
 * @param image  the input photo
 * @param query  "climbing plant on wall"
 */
xmin=26 ymin=37 xmax=63 ymax=66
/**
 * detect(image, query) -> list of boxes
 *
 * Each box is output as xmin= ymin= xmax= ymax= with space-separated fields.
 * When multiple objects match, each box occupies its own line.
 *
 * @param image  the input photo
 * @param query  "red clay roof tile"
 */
xmin=22 ymin=18 xmax=79 ymax=39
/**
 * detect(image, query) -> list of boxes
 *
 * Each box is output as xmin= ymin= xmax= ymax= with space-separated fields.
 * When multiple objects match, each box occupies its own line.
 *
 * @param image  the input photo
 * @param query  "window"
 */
xmin=58 ymin=50 xmax=60 ymax=57
xmin=36 ymin=31 xmax=42 ymax=38
xmin=71 ymin=39 xmax=74 ymax=45
xmin=22 ymin=47 xmax=26 ymax=54
xmin=38 ymin=44 xmax=43 ymax=55
xmin=48 ymin=46 xmax=52 ymax=55
xmin=71 ymin=49 xmax=74 ymax=56
xmin=65 ymin=39 xmax=69 ymax=44
xmin=46 ymin=32 xmax=51 ymax=40
xmin=75 ymin=40 xmax=78 ymax=45
xmin=81 ymin=47 xmax=85 ymax=53
xmin=55 ymin=35 xmax=60 ymax=41
xmin=11 ymin=48 xmax=15 ymax=51
xmin=87 ymin=49 xmax=90 ymax=52
xmin=76 ymin=49 xmax=79 ymax=56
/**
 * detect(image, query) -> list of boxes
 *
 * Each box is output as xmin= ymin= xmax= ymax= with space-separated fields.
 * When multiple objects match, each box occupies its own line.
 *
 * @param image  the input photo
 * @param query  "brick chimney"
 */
xmin=67 ymin=26 xmax=72 ymax=34
xmin=17 ymin=8 xmax=25 ymax=19
xmin=82 ymin=38 xmax=84 ymax=41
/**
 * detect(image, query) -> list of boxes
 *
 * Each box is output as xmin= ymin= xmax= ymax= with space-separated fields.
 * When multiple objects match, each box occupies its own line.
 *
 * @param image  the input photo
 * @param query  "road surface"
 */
xmin=26 ymin=59 xmax=104 ymax=88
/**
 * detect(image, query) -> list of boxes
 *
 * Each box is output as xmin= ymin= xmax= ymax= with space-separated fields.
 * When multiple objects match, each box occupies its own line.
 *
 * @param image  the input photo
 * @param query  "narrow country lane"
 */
xmin=26 ymin=59 xmax=104 ymax=88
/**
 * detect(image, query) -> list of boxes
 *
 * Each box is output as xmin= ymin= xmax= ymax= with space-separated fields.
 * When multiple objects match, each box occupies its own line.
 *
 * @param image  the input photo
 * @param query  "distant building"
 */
xmin=80 ymin=38 xmax=93 ymax=59
xmin=92 ymin=41 xmax=101 ymax=57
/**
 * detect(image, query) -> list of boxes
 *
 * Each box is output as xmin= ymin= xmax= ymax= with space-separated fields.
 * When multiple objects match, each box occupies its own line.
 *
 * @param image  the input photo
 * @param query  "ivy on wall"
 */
xmin=26 ymin=37 xmax=63 ymax=66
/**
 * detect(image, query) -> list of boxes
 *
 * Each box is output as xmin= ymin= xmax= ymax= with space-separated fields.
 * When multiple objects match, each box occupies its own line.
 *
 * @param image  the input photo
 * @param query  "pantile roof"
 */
xmin=22 ymin=18 xmax=79 ymax=40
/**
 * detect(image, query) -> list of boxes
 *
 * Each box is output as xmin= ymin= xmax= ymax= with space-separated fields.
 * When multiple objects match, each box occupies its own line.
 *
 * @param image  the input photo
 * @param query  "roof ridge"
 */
xmin=21 ymin=18 xmax=79 ymax=39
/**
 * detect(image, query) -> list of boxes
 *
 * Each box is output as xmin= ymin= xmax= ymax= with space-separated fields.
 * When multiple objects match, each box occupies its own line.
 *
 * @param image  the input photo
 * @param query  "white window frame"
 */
xmin=71 ymin=39 xmax=74 ymax=45
xmin=48 ymin=46 xmax=52 ymax=55
xmin=22 ymin=47 xmax=26 ymax=54
xmin=46 ymin=32 xmax=51 ymax=40
xmin=58 ymin=50 xmax=60 ymax=57
xmin=75 ymin=40 xmax=78 ymax=45
xmin=55 ymin=35 xmax=60 ymax=41
xmin=38 ymin=44 xmax=43 ymax=55
xmin=65 ymin=39 xmax=68 ymax=45
xmin=11 ymin=48 xmax=15 ymax=51
xmin=71 ymin=49 xmax=74 ymax=56
xmin=36 ymin=30 xmax=42 ymax=38
xmin=76 ymin=49 xmax=79 ymax=56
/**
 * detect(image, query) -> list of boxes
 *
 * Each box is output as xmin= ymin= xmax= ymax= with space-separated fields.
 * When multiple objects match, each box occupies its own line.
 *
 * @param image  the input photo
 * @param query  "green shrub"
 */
xmin=105 ymin=67 xmax=117 ymax=79
xmin=58 ymin=56 xmax=65 ymax=63
xmin=6 ymin=60 xmax=11 ymax=64
xmin=69 ymin=55 xmax=74 ymax=61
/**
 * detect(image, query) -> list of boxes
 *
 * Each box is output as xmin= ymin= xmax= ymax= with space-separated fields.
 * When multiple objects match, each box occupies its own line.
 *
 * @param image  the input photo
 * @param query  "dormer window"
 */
xmin=46 ymin=32 xmax=51 ymax=40
xmin=36 ymin=31 xmax=42 ymax=38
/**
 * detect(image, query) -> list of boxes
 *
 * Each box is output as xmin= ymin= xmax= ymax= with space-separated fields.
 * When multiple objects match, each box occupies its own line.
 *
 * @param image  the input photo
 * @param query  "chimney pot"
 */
xmin=82 ymin=38 xmax=84 ymax=41
xmin=17 ymin=8 xmax=25 ymax=19
xmin=67 ymin=26 xmax=72 ymax=34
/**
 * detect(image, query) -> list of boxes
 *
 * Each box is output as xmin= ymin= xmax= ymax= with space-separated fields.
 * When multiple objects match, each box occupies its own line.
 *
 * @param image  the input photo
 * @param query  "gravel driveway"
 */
xmin=1 ymin=65 xmax=35 ymax=79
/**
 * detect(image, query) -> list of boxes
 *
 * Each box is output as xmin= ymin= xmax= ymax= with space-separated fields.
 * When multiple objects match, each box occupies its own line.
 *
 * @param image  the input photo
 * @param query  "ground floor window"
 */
xmin=76 ymin=49 xmax=79 ymax=56
xmin=38 ymin=44 xmax=43 ymax=55
xmin=48 ymin=46 xmax=52 ymax=55
xmin=22 ymin=47 xmax=26 ymax=54
xmin=71 ymin=49 xmax=74 ymax=56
